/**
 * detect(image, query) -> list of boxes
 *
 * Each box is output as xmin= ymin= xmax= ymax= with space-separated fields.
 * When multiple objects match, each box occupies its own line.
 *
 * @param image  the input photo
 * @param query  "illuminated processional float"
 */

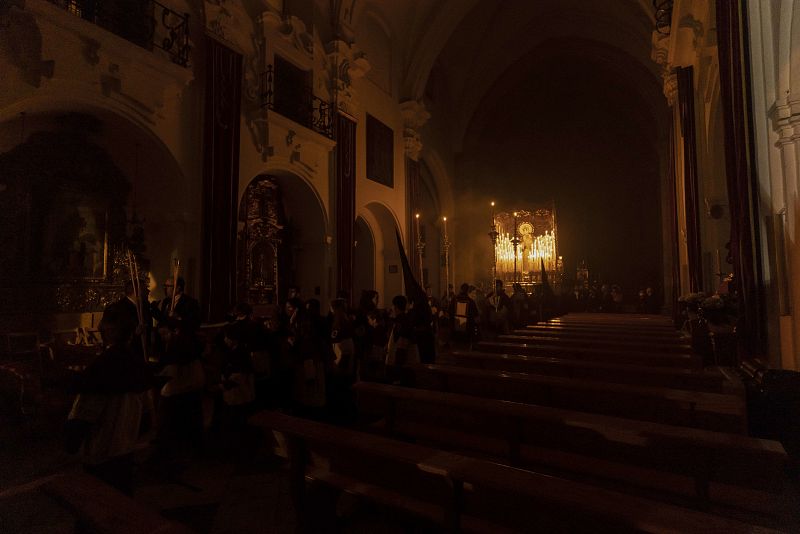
xmin=491 ymin=207 xmax=562 ymax=288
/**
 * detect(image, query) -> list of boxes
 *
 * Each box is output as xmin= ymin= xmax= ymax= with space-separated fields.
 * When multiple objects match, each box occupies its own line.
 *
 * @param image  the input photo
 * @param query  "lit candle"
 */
xmin=415 ymin=213 xmax=421 ymax=238
xmin=490 ymin=201 xmax=496 ymax=228
xmin=442 ymin=216 xmax=448 ymax=239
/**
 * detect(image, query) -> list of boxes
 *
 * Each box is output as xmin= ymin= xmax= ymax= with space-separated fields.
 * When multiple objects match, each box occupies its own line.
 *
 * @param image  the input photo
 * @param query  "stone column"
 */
xmin=400 ymin=101 xmax=430 ymax=281
xmin=772 ymin=100 xmax=800 ymax=367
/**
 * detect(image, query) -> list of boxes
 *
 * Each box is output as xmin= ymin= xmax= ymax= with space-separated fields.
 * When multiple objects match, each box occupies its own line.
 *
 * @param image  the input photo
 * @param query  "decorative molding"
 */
xmin=663 ymin=72 xmax=678 ymax=106
xmin=677 ymin=14 xmax=704 ymax=50
xmin=16 ymin=0 xmax=194 ymax=129
xmin=0 ymin=4 xmax=53 ymax=88
xmin=399 ymin=100 xmax=430 ymax=161
xmin=651 ymin=30 xmax=678 ymax=106
xmin=325 ymin=39 xmax=370 ymax=118
xmin=651 ymin=30 xmax=670 ymax=69
xmin=259 ymin=10 xmax=313 ymax=68
xmin=204 ymin=0 xmax=255 ymax=56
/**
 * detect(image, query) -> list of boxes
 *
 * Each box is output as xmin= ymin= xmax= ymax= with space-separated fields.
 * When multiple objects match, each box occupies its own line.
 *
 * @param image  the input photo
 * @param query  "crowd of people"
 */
xmin=566 ymin=281 xmax=660 ymax=314
xmin=62 ymin=273 xmax=657 ymax=495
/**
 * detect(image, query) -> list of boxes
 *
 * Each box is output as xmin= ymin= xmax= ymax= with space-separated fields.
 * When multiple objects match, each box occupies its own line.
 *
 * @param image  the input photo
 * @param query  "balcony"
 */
xmin=261 ymin=63 xmax=334 ymax=139
xmin=46 ymin=0 xmax=191 ymax=67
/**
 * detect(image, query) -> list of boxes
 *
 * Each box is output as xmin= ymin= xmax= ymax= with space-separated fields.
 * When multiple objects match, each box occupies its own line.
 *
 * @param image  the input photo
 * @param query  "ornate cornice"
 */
xmin=260 ymin=10 xmax=314 ymax=68
xmin=325 ymin=39 xmax=370 ymax=118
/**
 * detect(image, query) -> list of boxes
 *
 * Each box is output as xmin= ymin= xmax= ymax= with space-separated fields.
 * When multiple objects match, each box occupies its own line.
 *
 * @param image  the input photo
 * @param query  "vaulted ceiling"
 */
xmin=352 ymin=0 xmax=664 ymax=151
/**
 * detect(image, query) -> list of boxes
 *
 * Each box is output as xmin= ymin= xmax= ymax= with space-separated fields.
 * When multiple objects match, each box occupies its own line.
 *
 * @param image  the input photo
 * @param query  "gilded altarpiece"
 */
xmin=238 ymin=177 xmax=285 ymax=305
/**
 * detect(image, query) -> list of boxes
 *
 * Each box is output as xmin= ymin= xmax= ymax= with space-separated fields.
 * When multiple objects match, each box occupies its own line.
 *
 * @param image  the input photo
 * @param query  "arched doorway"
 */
xmin=363 ymin=202 xmax=403 ymax=305
xmin=419 ymin=160 xmax=443 ymax=299
xmin=238 ymin=172 xmax=329 ymax=307
xmin=0 ymin=110 xmax=190 ymax=328
xmin=353 ymin=216 xmax=375 ymax=300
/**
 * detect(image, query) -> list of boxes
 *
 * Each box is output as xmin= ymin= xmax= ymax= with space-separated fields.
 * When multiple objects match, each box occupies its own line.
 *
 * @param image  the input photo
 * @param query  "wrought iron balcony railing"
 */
xmin=260 ymin=64 xmax=334 ymax=139
xmin=47 ymin=0 xmax=191 ymax=67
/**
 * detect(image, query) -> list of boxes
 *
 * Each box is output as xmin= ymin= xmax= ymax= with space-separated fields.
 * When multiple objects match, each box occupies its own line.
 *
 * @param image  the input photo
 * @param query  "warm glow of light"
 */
xmin=442 ymin=216 xmax=447 ymax=221
xmin=494 ymin=212 xmax=558 ymax=279
xmin=491 ymin=201 xmax=495 ymax=207
xmin=415 ymin=213 xmax=420 ymax=219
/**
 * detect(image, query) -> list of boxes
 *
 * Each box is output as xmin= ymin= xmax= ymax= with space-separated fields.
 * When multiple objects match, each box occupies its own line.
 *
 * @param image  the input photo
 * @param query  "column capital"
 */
xmin=400 ymin=100 xmax=430 ymax=161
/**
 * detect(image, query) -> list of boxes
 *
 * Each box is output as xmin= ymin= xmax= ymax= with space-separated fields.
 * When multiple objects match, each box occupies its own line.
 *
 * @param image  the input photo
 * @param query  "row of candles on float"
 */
xmin=490 ymin=201 xmax=558 ymax=276
xmin=494 ymin=231 xmax=558 ymax=274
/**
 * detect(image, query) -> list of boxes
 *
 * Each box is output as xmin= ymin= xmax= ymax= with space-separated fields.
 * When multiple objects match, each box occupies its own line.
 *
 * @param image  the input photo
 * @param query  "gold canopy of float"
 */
xmin=489 ymin=204 xmax=562 ymax=286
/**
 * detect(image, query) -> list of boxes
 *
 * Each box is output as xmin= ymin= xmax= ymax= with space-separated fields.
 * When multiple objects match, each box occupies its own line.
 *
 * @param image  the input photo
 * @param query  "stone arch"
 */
xmin=353 ymin=215 xmax=376 ymax=299
xmin=239 ymin=170 xmax=330 ymax=306
xmin=246 ymin=156 xmax=332 ymax=236
xmin=402 ymin=0 xmax=482 ymax=99
xmin=417 ymin=160 xmax=443 ymax=295
xmin=362 ymin=201 xmax=404 ymax=303
xmin=0 ymin=104 xmax=193 ymax=326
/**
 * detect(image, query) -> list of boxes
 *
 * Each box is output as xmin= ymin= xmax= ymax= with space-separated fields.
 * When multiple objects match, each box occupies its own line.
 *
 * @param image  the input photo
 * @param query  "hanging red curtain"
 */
xmin=202 ymin=37 xmax=242 ymax=322
xmin=676 ymin=66 xmax=703 ymax=293
xmin=335 ymin=114 xmax=356 ymax=300
xmin=405 ymin=157 xmax=422 ymax=281
xmin=666 ymin=120 xmax=682 ymax=324
xmin=716 ymin=0 xmax=767 ymax=355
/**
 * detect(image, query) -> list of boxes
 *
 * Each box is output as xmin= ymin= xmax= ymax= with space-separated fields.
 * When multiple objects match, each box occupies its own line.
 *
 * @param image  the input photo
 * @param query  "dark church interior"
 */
xmin=2 ymin=0 xmax=800 ymax=532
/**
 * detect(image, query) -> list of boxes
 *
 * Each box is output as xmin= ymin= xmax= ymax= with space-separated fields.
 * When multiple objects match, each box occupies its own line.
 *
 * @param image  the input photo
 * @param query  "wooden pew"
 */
xmin=528 ymin=324 xmax=690 ymax=345
xmin=478 ymin=340 xmax=699 ymax=369
xmin=542 ymin=319 xmax=676 ymax=333
xmin=410 ymin=364 xmax=746 ymax=433
xmin=520 ymin=323 xmax=685 ymax=341
xmin=547 ymin=313 xmax=675 ymax=327
xmin=450 ymin=350 xmax=728 ymax=392
xmin=354 ymin=382 xmax=788 ymax=523
xmin=540 ymin=322 xmax=678 ymax=337
xmin=250 ymin=410 xmax=779 ymax=533
xmin=498 ymin=333 xmax=693 ymax=355
xmin=516 ymin=327 xmax=690 ymax=347
xmin=0 ymin=473 xmax=193 ymax=534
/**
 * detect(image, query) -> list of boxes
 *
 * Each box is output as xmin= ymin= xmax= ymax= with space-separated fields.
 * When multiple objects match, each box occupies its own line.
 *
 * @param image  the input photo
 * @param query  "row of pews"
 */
xmin=250 ymin=313 xmax=794 ymax=533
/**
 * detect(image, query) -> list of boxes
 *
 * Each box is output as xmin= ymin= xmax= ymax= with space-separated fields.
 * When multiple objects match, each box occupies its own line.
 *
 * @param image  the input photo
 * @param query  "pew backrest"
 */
xmin=450 ymin=350 xmax=727 ymax=392
xmin=411 ymin=364 xmax=746 ymax=433
xmin=250 ymin=410 xmax=779 ymax=533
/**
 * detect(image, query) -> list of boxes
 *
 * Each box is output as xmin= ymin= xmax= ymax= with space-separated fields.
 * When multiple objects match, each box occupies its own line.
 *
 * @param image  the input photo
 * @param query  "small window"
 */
xmin=366 ymin=114 xmax=394 ymax=187
xmin=273 ymin=56 xmax=311 ymax=126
